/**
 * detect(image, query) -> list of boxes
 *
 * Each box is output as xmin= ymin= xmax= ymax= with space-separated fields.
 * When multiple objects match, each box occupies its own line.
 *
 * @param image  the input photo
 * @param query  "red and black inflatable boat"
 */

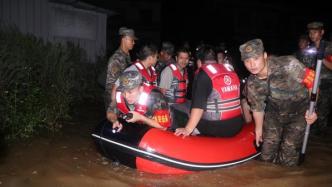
xmin=92 ymin=119 xmax=260 ymax=174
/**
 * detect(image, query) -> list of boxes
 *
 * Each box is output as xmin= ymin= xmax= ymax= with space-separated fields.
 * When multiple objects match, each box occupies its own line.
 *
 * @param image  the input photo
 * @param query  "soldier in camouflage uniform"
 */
xmin=105 ymin=27 xmax=137 ymax=112
xmin=306 ymin=22 xmax=332 ymax=134
xmin=240 ymin=39 xmax=317 ymax=166
xmin=114 ymin=43 xmax=159 ymax=88
xmin=107 ymin=71 xmax=171 ymax=132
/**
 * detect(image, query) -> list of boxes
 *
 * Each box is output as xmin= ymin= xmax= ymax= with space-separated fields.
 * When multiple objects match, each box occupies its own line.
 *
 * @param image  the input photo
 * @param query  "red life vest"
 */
xmin=115 ymin=85 xmax=154 ymax=115
xmin=134 ymin=61 xmax=157 ymax=88
xmin=115 ymin=85 xmax=171 ymax=128
xmin=201 ymin=63 xmax=241 ymax=120
xmin=165 ymin=64 xmax=188 ymax=104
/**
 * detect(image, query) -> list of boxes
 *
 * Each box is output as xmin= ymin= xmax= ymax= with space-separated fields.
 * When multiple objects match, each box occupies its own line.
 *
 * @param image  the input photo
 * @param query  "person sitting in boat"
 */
xmin=107 ymin=71 xmax=171 ymax=132
xmin=159 ymin=46 xmax=190 ymax=105
xmin=174 ymin=45 xmax=243 ymax=137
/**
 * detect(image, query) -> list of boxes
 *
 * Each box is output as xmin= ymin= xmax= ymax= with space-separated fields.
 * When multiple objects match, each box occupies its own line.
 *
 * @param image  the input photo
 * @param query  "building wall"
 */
xmin=49 ymin=2 xmax=106 ymax=62
xmin=0 ymin=0 xmax=107 ymax=62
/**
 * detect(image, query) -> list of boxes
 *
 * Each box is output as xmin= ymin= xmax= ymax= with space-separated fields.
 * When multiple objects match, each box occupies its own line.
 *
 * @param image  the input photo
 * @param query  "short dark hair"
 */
xmin=215 ymin=43 xmax=227 ymax=54
xmin=137 ymin=43 xmax=158 ymax=61
xmin=196 ymin=44 xmax=216 ymax=62
xmin=176 ymin=47 xmax=191 ymax=57
xmin=161 ymin=41 xmax=174 ymax=56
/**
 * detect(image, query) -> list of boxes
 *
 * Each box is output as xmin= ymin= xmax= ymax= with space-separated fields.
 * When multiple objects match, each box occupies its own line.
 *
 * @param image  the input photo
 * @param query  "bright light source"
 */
xmin=305 ymin=47 xmax=317 ymax=55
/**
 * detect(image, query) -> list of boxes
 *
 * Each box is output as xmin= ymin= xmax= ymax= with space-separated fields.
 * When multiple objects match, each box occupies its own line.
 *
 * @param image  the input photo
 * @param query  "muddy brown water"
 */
xmin=0 ymin=103 xmax=331 ymax=187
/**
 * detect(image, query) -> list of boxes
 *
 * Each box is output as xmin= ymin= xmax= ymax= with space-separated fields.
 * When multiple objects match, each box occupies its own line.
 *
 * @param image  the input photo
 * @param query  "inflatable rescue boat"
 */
xmin=92 ymin=119 xmax=260 ymax=174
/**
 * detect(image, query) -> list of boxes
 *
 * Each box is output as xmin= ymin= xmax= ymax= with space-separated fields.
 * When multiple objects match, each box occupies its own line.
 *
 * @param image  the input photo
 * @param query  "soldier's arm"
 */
xmin=289 ymin=57 xmax=315 ymax=92
xmin=252 ymin=111 xmax=264 ymax=147
xmin=106 ymin=110 xmax=118 ymax=123
xmin=245 ymin=78 xmax=267 ymax=146
xmin=126 ymin=111 xmax=167 ymax=130
xmin=111 ymin=85 xmax=118 ymax=107
xmin=105 ymin=59 xmax=122 ymax=108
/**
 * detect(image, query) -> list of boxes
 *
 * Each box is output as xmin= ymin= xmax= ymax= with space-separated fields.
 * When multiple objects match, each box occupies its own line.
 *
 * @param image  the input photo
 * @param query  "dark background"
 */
xmin=81 ymin=0 xmax=331 ymax=75
xmin=82 ymin=0 xmax=331 ymax=52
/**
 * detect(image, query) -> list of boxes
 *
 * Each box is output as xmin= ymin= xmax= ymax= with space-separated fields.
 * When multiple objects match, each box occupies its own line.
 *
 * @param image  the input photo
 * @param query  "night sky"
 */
xmin=82 ymin=0 xmax=331 ymax=72
xmin=83 ymin=0 xmax=331 ymax=51
xmin=161 ymin=0 xmax=331 ymax=50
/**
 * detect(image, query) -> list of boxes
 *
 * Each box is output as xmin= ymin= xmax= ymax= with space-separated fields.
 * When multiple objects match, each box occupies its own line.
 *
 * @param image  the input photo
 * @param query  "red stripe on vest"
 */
xmin=201 ymin=63 xmax=241 ymax=120
xmin=116 ymin=85 xmax=154 ymax=115
xmin=169 ymin=64 xmax=188 ymax=103
xmin=134 ymin=61 xmax=157 ymax=87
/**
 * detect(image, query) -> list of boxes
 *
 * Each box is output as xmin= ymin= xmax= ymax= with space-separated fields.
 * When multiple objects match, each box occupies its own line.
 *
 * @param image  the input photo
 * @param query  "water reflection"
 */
xmin=0 ymin=106 xmax=331 ymax=187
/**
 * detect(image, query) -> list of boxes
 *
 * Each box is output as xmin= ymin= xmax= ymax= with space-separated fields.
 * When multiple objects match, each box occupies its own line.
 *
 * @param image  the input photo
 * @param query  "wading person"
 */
xmin=240 ymin=38 xmax=318 ymax=166
xmin=306 ymin=22 xmax=332 ymax=135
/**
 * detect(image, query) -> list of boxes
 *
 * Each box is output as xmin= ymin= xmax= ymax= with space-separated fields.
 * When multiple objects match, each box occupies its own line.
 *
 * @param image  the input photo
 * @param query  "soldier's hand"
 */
xmin=255 ymin=128 xmax=263 ymax=147
xmin=112 ymin=120 xmax=123 ymax=132
xmin=126 ymin=111 xmax=142 ymax=123
xmin=305 ymin=110 xmax=317 ymax=125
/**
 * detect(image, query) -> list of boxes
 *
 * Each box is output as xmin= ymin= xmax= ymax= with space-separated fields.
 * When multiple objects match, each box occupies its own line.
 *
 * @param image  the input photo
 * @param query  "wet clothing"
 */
xmin=246 ymin=55 xmax=310 ymax=166
xmin=262 ymin=111 xmax=306 ymax=166
xmin=105 ymin=48 xmax=131 ymax=112
xmin=190 ymin=63 xmax=243 ymax=137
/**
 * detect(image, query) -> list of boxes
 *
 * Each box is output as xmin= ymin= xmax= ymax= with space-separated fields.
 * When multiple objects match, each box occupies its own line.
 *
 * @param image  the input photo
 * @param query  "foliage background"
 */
xmin=0 ymin=24 xmax=106 ymax=142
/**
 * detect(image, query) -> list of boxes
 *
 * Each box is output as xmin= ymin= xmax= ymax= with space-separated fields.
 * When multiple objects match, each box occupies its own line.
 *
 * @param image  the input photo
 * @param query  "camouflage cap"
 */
xmin=239 ymin=39 xmax=264 ymax=61
xmin=118 ymin=71 xmax=142 ymax=91
xmin=119 ymin=27 xmax=138 ymax=40
xmin=307 ymin=22 xmax=324 ymax=30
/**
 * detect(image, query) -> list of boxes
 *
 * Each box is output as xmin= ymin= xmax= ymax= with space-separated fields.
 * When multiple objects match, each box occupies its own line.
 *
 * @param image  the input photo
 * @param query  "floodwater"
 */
xmin=0 ymin=103 xmax=331 ymax=187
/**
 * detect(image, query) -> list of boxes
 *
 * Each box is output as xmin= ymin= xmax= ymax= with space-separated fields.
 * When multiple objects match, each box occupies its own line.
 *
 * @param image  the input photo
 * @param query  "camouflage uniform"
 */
xmin=295 ymin=50 xmax=316 ymax=69
xmin=307 ymin=40 xmax=332 ymax=132
xmin=105 ymin=27 xmax=137 ymax=112
xmin=116 ymin=71 xmax=169 ymax=119
xmin=306 ymin=22 xmax=332 ymax=132
xmin=105 ymin=48 xmax=131 ymax=112
xmin=246 ymin=55 xmax=309 ymax=166
xmin=116 ymin=90 xmax=169 ymax=119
